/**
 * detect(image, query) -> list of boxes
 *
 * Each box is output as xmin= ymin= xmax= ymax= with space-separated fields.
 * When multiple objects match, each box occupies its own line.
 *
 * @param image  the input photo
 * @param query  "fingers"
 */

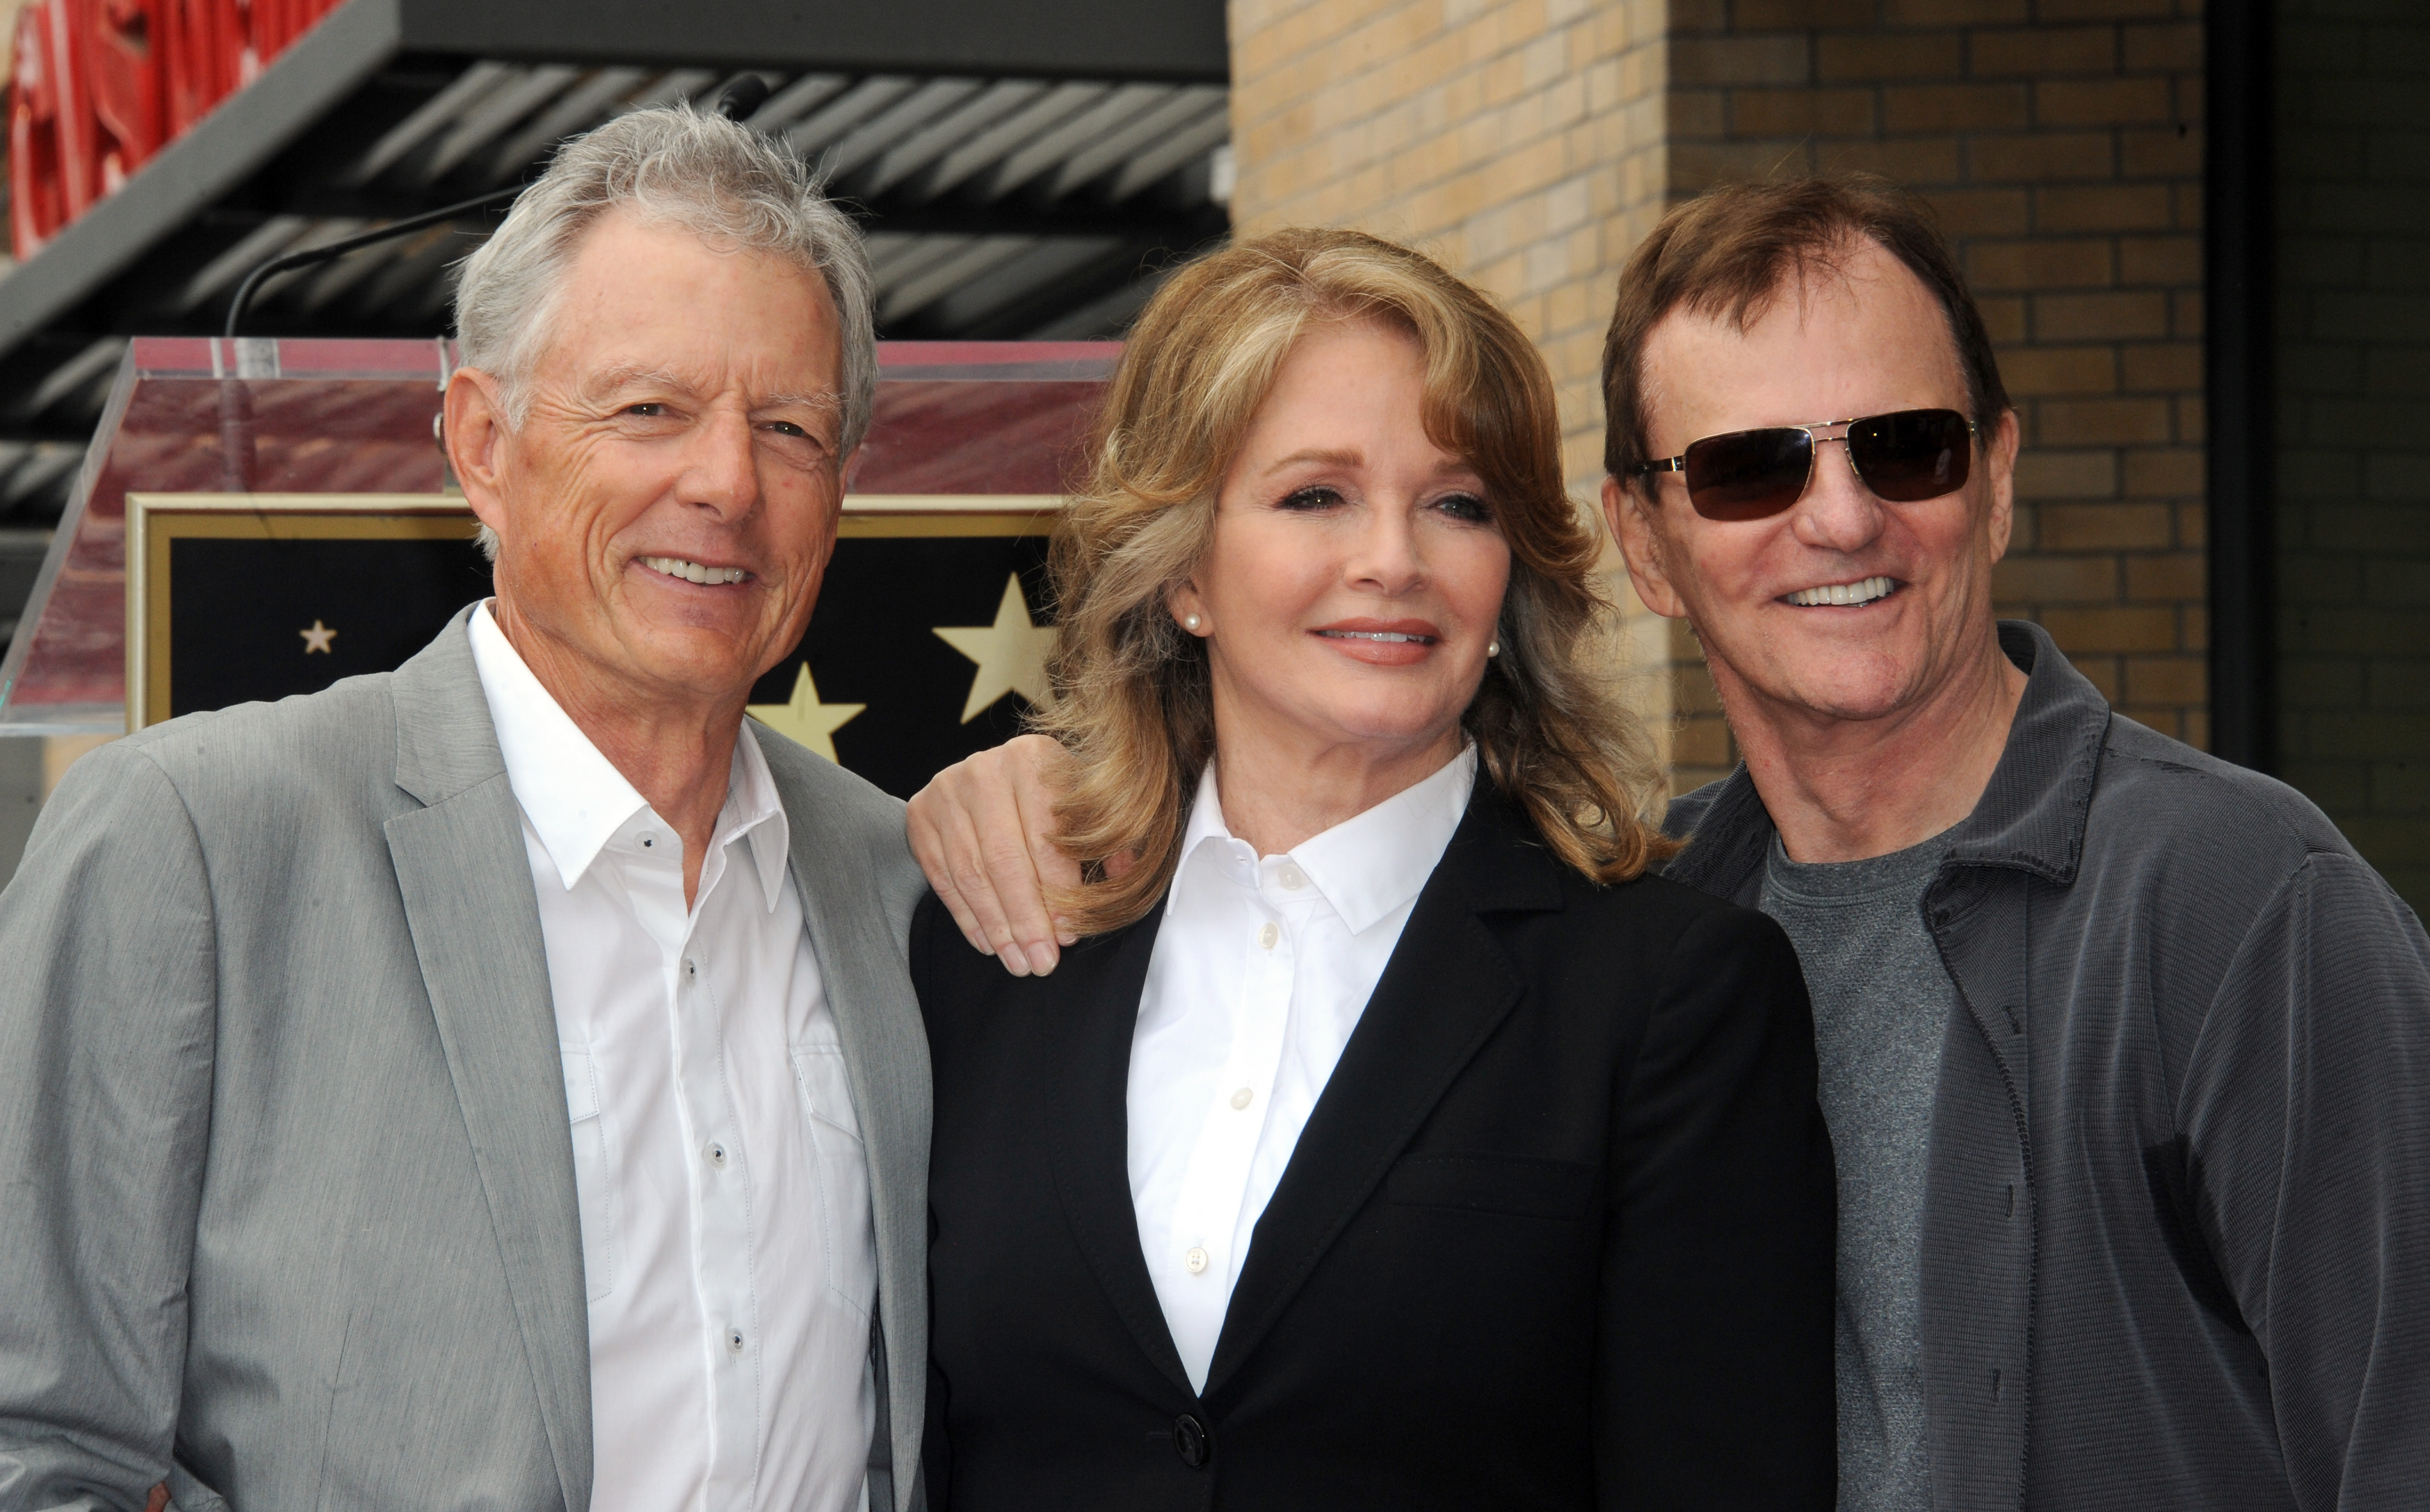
xmin=1008 ymin=738 xmax=1082 ymax=955
xmin=906 ymin=788 xmax=998 ymax=962
xmin=907 ymin=736 xmax=1074 ymax=976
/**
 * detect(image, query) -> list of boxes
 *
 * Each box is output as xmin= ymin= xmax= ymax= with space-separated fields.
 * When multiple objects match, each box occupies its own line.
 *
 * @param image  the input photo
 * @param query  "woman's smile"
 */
xmin=1310 ymin=617 xmax=1442 ymax=666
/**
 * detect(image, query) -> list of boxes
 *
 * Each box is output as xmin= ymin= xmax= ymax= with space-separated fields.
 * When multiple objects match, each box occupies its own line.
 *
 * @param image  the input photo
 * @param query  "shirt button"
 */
xmin=706 ymin=1142 xmax=727 ymax=1169
xmin=639 ymin=833 xmax=656 ymax=849
xmin=725 ymin=1328 xmax=745 ymax=1354
xmin=1278 ymin=864 xmax=1305 ymax=890
xmin=1257 ymin=922 xmax=1279 ymax=950
xmin=1184 ymin=1246 xmax=1209 ymax=1275
xmin=1230 ymin=1087 xmax=1253 ymax=1110
xmin=684 ymin=959 xmax=697 ymax=979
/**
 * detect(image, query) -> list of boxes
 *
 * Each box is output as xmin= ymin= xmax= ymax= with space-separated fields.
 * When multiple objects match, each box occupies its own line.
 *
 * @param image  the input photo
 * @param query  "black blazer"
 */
xmin=913 ymin=778 xmax=1835 ymax=1510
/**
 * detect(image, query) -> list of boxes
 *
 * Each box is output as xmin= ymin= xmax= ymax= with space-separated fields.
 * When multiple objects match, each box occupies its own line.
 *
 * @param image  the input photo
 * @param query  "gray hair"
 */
xmin=453 ymin=101 xmax=877 ymax=453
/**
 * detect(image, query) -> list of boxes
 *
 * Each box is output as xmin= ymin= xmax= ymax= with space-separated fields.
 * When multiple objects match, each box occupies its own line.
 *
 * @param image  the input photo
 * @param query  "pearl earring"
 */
xmin=1184 ymin=614 xmax=1201 ymax=631
xmin=1487 ymin=639 xmax=1501 ymax=658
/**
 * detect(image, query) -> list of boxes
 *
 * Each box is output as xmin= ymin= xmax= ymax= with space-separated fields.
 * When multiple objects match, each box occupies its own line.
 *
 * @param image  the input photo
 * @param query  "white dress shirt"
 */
xmin=1128 ymin=744 xmax=1476 ymax=1391
xmin=469 ymin=605 xmax=877 ymax=1512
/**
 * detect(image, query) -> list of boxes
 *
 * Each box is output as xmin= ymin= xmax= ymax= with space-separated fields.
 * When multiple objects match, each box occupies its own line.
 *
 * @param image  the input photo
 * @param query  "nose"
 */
xmin=1345 ymin=497 xmax=1428 ymax=596
xmin=1787 ymin=429 xmax=1887 ymax=555
xmin=677 ymin=404 xmax=761 ymax=521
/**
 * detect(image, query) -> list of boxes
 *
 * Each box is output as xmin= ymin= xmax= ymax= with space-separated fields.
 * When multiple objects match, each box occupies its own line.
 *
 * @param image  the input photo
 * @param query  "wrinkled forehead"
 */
xmin=1644 ymin=247 xmax=1968 ymax=434
xmin=536 ymin=211 xmax=845 ymax=392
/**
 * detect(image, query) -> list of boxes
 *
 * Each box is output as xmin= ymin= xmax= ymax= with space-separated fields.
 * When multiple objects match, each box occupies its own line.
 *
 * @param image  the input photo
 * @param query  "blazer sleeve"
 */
xmin=2180 ymin=852 xmax=2430 ymax=1507
xmin=1594 ymin=902 xmax=1837 ymax=1510
xmin=0 ymin=743 xmax=218 ymax=1510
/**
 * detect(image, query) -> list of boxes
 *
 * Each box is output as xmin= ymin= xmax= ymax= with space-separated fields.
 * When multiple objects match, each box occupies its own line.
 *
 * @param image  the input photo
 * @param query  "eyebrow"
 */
xmin=1262 ymin=447 xmax=1365 ymax=474
xmin=1260 ymin=447 xmax=1481 ymax=480
xmin=579 ymin=365 xmax=841 ymax=414
xmin=759 ymin=389 xmax=843 ymax=414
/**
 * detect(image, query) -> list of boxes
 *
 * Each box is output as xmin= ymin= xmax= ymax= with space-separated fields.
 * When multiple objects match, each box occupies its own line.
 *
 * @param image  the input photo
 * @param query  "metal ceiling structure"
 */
xmin=0 ymin=0 xmax=1230 ymax=533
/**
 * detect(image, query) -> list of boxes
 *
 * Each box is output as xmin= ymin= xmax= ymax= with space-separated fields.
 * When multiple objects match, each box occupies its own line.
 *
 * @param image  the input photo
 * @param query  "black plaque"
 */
xmin=132 ymin=494 xmax=1058 ymax=801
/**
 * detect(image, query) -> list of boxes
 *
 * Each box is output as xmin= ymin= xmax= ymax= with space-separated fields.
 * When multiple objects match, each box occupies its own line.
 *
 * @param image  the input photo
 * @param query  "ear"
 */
xmin=1982 ymin=407 xmax=2021 ymax=564
xmin=1604 ymin=475 xmax=1687 ymax=620
xmin=1164 ymin=577 xmax=1208 ymax=636
xmin=445 ymin=368 xmax=515 ymax=545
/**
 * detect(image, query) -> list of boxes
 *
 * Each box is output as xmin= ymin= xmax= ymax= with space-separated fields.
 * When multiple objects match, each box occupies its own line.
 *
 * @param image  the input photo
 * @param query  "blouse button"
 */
xmin=1184 ymin=1246 xmax=1209 ymax=1275
xmin=1278 ymin=864 xmax=1305 ymax=890
xmin=1230 ymin=1087 xmax=1253 ymax=1110
xmin=1257 ymin=922 xmax=1279 ymax=950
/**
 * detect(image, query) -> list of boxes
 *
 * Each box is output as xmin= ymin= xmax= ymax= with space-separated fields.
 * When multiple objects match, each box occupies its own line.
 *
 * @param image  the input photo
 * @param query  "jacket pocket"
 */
xmin=1386 ymin=1153 xmax=1597 ymax=1221
xmin=561 ymin=1047 xmax=616 ymax=1301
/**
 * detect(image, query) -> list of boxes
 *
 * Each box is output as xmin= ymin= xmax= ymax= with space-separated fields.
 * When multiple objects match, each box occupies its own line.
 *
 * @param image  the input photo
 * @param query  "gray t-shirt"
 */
xmin=1760 ymin=828 xmax=1959 ymax=1512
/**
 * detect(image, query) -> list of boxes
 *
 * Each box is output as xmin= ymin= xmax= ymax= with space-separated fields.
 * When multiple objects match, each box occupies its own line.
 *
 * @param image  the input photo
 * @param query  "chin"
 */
xmin=1773 ymin=660 xmax=1929 ymax=722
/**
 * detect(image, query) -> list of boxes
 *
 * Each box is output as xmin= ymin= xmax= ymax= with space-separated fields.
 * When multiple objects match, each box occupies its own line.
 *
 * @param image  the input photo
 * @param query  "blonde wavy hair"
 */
xmin=1038 ymin=227 xmax=1678 ymax=934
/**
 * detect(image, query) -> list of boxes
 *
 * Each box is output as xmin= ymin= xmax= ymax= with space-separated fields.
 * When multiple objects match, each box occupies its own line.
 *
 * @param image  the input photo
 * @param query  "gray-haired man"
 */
xmin=0 ymin=108 xmax=927 ymax=1511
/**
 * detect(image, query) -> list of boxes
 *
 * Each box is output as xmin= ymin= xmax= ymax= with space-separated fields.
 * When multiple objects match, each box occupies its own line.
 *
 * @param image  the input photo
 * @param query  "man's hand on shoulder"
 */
xmin=908 ymin=734 xmax=1087 ymax=976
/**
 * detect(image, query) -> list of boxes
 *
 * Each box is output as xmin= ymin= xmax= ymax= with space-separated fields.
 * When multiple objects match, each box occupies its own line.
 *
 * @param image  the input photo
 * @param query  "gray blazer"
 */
xmin=0 ymin=611 xmax=932 ymax=1512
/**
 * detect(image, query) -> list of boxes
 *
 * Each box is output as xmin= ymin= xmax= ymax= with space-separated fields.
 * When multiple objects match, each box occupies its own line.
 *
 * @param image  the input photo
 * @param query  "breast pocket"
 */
xmin=1386 ymin=1153 xmax=1598 ymax=1221
xmin=791 ymin=1042 xmax=877 ymax=1323
xmin=560 ymin=1048 xmax=617 ymax=1302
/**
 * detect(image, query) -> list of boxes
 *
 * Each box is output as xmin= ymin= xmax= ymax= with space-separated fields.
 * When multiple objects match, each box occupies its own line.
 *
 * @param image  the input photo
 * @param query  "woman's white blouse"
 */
xmin=1128 ymin=744 xmax=1477 ymax=1392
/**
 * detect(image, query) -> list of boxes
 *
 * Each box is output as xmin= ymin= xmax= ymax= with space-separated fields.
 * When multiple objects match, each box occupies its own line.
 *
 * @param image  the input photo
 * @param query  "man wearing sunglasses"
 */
xmin=899 ymin=177 xmax=2430 ymax=1508
xmin=1611 ymin=177 xmax=2430 ymax=1509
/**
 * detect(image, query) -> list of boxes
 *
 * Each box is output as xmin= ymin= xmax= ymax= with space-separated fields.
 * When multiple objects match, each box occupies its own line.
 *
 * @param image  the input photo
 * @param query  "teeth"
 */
xmin=640 ymin=555 xmax=748 ymax=585
xmin=1319 ymin=630 xmax=1432 ymax=643
xmin=1786 ymin=575 xmax=1894 ymax=608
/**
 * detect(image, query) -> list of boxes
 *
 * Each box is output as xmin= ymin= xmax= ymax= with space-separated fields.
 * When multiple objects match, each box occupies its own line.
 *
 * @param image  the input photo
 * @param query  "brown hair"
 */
xmin=1601 ymin=174 xmax=2011 ymax=489
xmin=1036 ymin=226 xmax=1679 ymax=935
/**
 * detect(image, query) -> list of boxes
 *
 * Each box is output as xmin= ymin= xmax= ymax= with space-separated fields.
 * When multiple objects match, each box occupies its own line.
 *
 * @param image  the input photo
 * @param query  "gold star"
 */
xmin=300 ymin=620 xmax=336 ymax=654
xmin=933 ymin=574 xmax=1056 ymax=723
xmin=747 ymin=664 xmax=865 ymax=763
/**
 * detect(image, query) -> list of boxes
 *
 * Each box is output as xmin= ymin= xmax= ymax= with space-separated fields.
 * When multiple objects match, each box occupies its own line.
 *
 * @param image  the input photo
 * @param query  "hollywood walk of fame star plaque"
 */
xmin=126 ymin=492 xmax=491 ymax=730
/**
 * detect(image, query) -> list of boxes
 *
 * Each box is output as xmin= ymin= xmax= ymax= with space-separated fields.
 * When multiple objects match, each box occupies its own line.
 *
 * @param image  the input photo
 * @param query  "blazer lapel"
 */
xmin=759 ymin=741 xmax=933 ymax=1506
xmin=1042 ymin=912 xmax=1200 ymax=1397
xmin=1203 ymin=786 xmax=1561 ymax=1399
xmin=384 ymin=611 xmax=593 ymax=1512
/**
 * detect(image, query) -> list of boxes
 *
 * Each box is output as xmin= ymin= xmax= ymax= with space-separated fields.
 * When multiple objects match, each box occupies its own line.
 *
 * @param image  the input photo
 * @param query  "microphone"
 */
xmin=222 ymin=184 xmax=525 ymax=342
xmin=713 ymin=73 xmax=774 ymax=123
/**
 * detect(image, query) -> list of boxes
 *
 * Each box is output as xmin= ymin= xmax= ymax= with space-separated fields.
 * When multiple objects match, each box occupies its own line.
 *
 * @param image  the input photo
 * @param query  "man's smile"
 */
xmin=638 ymin=554 xmax=753 ymax=586
xmin=1783 ymin=574 xmax=1897 ymax=608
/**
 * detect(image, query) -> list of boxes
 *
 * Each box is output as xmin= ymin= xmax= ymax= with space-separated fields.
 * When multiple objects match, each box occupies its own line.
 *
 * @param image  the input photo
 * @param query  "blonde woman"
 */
xmin=911 ymin=230 xmax=1834 ymax=1509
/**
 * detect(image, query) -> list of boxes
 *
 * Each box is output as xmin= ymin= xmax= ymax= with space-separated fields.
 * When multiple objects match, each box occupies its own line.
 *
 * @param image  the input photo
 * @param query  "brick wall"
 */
xmin=2273 ymin=0 xmax=2430 ymax=911
xmin=1661 ymin=0 xmax=2212 ymax=745
xmin=1230 ymin=0 xmax=2214 ymax=794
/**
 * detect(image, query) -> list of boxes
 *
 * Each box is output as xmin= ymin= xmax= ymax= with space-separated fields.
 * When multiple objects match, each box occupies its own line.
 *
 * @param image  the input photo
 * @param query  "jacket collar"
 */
xmin=390 ymin=603 xmax=509 ymax=809
xmin=1945 ymin=620 xmax=2108 ymax=885
xmin=1661 ymin=620 xmax=2110 ymax=897
xmin=1203 ymin=775 xmax=1559 ymax=1396
xmin=1043 ymin=769 xmax=1566 ymax=1404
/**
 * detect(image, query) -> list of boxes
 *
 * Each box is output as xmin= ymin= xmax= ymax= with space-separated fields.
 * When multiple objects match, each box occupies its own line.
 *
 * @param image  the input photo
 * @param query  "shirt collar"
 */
xmin=1660 ymin=618 xmax=2111 ymax=901
xmin=1175 ymin=742 xmax=1477 ymax=935
xmin=466 ymin=602 xmax=789 ymax=904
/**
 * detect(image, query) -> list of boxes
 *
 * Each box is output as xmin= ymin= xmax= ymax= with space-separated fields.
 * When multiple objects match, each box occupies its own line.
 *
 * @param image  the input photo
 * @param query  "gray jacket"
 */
xmin=0 ymin=612 xmax=932 ymax=1511
xmin=1666 ymin=620 xmax=2430 ymax=1511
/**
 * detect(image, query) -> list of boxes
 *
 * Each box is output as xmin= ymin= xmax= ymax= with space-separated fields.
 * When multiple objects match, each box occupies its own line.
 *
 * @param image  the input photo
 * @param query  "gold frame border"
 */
xmin=124 ymin=491 xmax=1061 ymax=730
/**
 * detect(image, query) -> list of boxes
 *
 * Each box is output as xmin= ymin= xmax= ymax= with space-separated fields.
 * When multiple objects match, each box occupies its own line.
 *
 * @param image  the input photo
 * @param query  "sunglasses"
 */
xmin=1633 ymin=408 xmax=1979 ymax=522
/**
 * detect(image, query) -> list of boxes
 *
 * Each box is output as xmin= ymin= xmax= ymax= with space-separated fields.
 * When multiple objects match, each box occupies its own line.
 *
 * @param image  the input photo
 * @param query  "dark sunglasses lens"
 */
xmin=1683 ymin=427 xmax=1813 ymax=520
xmin=1848 ymin=409 xmax=1972 ymax=501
